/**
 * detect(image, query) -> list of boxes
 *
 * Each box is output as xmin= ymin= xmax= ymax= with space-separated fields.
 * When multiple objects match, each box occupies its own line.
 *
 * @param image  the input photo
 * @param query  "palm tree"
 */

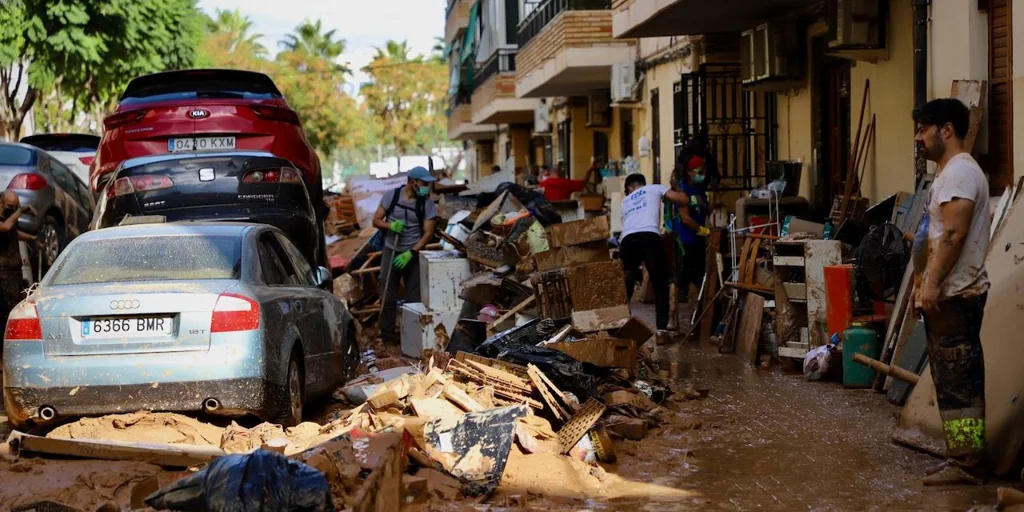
xmin=431 ymin=36 xmax=446 ymax=64
xmin=373 ymin=40 xmax=415 ymax=62
xmin=280 ymin=19 xmax=350 ymax=75
xmin=208 ymin=9 xmax=267 ymax=57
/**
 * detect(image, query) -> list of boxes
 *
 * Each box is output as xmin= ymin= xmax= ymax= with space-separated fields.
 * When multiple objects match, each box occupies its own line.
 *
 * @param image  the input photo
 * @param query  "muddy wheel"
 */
xmin=37 ymin=215 xmax=63 ymax=271
xmin=274 ymin=356 xmax=304 ymax=427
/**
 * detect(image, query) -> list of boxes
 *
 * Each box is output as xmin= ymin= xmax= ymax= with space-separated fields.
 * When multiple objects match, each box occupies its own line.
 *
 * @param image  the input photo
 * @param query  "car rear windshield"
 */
xmin=120 ymin=73 xmax=282 ymax=105
xmin=0 ymin=146 xmax=35 ymax=166
xmin=46 ymin=235 xmax=242 ymax=285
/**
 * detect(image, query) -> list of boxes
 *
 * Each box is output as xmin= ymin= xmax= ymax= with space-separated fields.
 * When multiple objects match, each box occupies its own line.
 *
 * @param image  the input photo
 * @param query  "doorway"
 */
xmin=812 ymin=37 xmax=851 ymax=217
xmin=652 ymin=88 xmax=662 ymax=184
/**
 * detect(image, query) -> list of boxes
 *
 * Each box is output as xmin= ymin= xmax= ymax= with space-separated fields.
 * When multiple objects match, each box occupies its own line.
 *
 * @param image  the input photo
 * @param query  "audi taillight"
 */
xmin=107 ymin=175 xmax=173 ymax=199
xmin=5 ymin=301 xmax=41 ymax=341
xmin=103 ymin=109 xmax=148 ymax=130
xmin=211 ymin=293 xmax=260 ymax=333
xmin=7 ymin=173 xmax=47 ymax=190
xmin=79 ymin=156 xmax=95 ymax=166
xmin=249 ymin=105 xmax=301 ymax=126
xmin=242 ymin=167 xmax=302 ymax=184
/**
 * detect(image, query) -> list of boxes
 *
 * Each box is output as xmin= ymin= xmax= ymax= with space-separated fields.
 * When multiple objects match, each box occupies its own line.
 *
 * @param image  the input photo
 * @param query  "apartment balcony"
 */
xmin=472 ymin=49 xmax=540 ymax=125
xmin=515 ymin=0 xmax=635 ymax=98
xmin=447 ymin=92 xmax=497 ymax=140
xmin=612 ymin=0 xmax=820 ymax=39
xmin=445 ymin=0 xmax=473 ymax=43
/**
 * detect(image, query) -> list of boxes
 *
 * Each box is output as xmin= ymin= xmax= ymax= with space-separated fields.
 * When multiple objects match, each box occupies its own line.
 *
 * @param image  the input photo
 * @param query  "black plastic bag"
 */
xmin=494 ymin=182 xmax=562 ymax=226
xmin=145 ymin=450 xmax=335 ymax=512
xmin=475 ymin=319 xmax=599 ymax=399
xmin=853 ymin=221 xmax=908 ymax=302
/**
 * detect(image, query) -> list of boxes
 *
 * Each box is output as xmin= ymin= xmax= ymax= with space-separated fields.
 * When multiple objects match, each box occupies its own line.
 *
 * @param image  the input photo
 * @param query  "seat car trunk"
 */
xmin=126 ymin=154 xmax=290 ymax=212
xmin=36 ymin=280 xmax=237 ymax=356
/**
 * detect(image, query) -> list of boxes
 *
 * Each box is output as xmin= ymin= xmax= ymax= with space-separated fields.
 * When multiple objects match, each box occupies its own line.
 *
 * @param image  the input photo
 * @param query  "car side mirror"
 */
xmin=314 ymin=266 xmax=331 ymax=288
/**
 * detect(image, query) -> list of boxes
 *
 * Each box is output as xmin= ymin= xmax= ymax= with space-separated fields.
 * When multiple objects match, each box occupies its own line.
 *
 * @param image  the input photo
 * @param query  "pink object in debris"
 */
xmin=478 ymin=304 xmax=499 ymax=323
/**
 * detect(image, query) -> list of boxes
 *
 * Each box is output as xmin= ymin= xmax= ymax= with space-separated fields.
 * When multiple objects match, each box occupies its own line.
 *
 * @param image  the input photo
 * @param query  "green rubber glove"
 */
xmin=388 ymin=219 xmax=405 ymax=234
xmin=697 ymin=226 xmax=711 ymax=237
xmin=393 ymin=250 xmax=413 ymax=269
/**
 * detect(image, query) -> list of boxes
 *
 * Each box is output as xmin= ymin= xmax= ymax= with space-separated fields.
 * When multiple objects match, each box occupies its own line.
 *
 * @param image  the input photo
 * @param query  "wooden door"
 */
xmin=988 ymin=0 xmax=1013 ymax=189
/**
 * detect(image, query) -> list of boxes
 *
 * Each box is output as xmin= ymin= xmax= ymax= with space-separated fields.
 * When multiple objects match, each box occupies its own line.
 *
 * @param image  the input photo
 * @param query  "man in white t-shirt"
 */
xmin=619 ymin=173 xmax=699 ymax=333
xmin=913 ymin=98 xmax=990 ymax=486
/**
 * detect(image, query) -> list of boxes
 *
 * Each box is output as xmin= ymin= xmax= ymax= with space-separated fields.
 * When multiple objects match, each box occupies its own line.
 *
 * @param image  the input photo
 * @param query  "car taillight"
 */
xmin=242 ymin=167 xmax=303 ymax=184
xmin=211 ymin=293 xmax=260 ymax=333
xmin=5 ymin=301 xmax=41 ymax=341
xmin=249 ymin=105 xmax=301 ymax=126
xmin=107 ymin=175 xmax=173 ymax=199
xmin=7 ymin=173 xmax=47 ymax=190
xmin=79 ymin=156 xmax=94 ymax=166
xmin=103 ymin=109 xmax=148 ymax=130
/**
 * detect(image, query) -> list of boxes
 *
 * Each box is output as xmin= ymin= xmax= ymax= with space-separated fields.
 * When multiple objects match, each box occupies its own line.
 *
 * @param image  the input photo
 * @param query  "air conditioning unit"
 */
xmin=534 ymin=102 xmax=551 ymax=134
xmin=741 ymin=22 xmax=802 ymax=85
xmin=587 ymin=92 xmax=611 ymax=127
xmin=611 ymin=60 xmax=637 ymax=103
xmin=829 ymin=0 xmax=884 ymax=49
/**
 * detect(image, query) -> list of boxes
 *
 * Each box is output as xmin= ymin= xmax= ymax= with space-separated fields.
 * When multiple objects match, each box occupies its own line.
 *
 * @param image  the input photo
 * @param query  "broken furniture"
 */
xmin=774 ymin=239 xmax=841 ymax=360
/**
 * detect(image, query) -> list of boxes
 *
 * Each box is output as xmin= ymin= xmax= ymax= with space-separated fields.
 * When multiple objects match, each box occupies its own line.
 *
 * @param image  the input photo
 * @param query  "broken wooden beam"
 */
xmin=852 ymin=353 xmax=920 ymax=384
xmin=8 ymin=431 xmax=224 ymax=468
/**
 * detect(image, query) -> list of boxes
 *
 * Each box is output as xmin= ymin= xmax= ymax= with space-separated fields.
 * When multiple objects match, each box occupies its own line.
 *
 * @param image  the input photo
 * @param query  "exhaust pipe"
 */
xmin=203 ymin=398 xmax=221 ymax=413
xmin=38 ymin=406 xmax=56 ymax=421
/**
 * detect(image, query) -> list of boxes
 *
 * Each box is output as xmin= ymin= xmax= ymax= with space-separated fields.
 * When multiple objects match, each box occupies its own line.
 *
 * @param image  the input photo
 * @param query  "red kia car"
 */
xmin=91 ymin=69 xmax=322 ymax=202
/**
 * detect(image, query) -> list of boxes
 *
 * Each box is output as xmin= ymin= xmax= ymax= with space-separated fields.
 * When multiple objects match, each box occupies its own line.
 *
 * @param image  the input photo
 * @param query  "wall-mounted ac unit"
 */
xmin=829 ymin=0 xmax=884 ymax=49
xmin=611 ymin=60 xmax=637 ymax=103
xmin=534 ymin=101 xmax=551 ymax=134
xmin=741 ymin=22 xmax=802 ymax=85
xmin=587 ymin=92 xmax=611 ymax=127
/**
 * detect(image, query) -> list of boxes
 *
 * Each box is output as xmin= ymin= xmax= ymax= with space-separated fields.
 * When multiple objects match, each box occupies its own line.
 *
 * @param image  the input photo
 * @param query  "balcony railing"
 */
xmin=517 ymin=0 xmax=612 ymax=48
xmin=446 ymin=88 xmax=473 ymax=117
xmin=474 ymin=48 xmax=518 ymax=87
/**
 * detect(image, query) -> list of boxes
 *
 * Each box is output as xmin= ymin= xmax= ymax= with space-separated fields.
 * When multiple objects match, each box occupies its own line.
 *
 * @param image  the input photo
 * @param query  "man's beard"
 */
xmin=924 ymin=137 xmax=946 ymax=162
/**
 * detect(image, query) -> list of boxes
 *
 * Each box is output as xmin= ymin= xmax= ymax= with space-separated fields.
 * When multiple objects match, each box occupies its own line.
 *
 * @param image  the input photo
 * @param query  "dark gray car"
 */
xmin=0 ymin=142 xmax=93 ymax=272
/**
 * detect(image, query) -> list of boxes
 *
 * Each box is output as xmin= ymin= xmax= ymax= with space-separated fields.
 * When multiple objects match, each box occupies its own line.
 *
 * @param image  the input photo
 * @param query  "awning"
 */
xmin=460 ymin=1 xmax=480 ymax=64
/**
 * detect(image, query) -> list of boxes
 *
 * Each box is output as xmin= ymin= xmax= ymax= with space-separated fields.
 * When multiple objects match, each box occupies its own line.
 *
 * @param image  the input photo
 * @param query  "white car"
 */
xmin=20 ymin=133 xmax=100 ymax=184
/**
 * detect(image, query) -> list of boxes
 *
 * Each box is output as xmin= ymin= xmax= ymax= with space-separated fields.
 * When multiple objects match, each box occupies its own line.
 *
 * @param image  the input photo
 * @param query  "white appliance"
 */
xmin=400 ymin=303 xmax=461 ymax=358
xmin=419 ymin=250 xmax=473 ymax=311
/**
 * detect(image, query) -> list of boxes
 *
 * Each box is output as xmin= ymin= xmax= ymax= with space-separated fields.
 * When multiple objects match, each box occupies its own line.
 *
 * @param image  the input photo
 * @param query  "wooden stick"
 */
xmin=486 ymin=295 xmax=536 ymax=335
xmin=855 ymin=117 xmax=877 ymax=195
xmin=840 ymin=79 xmax=871 ymax=224
xmin=852 ymin=353 xmax=919 ymax=384
xmin=351 ymin=266 xmax=381 ymax=275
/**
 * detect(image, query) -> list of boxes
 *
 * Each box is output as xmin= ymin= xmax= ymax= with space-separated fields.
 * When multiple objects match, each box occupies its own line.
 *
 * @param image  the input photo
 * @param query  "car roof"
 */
xmin=76 ymin=221 xmax=271 ymax=242
xmin=0 ymin=141 xmax=44 ymax=153
xmin=20 ymin=133 xmax=101 ymax=149
xmin=119 ymin=151 xmax=279 ymax=170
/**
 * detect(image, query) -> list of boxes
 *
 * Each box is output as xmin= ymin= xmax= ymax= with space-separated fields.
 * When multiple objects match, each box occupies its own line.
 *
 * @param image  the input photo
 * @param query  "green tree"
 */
xmin=1 ymin=0 xmax=203 ymax=139
xmin=361 ymin=39 xmax=454 ymax=167
xmin=205 ymin=8 xmax=267 ymax=57
xmin=279 ymin=19 xmax=350 ymax=75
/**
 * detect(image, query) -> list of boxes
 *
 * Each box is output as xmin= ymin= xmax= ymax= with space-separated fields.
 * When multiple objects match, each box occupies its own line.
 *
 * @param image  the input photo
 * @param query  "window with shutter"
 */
xmin=986 ymin=0 xmax=1013 ymax=189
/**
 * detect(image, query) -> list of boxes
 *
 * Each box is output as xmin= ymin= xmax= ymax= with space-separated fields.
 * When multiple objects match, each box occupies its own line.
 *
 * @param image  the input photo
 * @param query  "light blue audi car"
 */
xmin=2 ymin=221 xmax=358 ymax=428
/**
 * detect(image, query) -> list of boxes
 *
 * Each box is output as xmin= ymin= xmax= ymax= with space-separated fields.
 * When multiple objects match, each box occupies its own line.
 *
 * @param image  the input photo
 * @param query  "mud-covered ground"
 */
xmin=0 ymin=305 xmax=1009 ymax=511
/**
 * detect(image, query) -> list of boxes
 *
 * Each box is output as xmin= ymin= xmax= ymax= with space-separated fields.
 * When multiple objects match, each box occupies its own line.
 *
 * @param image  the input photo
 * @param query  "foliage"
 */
xmin=279 ymin=19 xmax=350 ymax=75
xmin=361 ymin=39 xmax=450 ymax=165
xmin=1 ymin=0 xmax=203 ymax=139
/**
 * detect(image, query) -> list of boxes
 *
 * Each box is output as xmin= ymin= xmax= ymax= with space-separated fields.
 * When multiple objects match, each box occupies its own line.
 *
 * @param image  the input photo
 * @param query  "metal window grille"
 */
xmin=517 ymin=0 xmax=612 ymax=48
xmin=677 ymin=63 xmax=778 ymax=190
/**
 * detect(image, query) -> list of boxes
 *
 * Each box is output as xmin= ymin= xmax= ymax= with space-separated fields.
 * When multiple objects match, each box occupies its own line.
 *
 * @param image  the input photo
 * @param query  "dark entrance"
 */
xmin=813 ymin=37 xmax=851 ymax=216
xmin=651 ymin=88 xmax=661 ymax=184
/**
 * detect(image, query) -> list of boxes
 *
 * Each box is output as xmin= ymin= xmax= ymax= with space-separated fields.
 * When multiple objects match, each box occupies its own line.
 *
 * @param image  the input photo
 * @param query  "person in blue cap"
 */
xmin=372 ymin=166 xmax=438 ymax=344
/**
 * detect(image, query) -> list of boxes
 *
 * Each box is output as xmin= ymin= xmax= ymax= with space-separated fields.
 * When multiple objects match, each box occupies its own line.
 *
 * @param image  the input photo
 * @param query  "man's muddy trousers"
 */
xmin=922 ymin=292 xmax=987 ymax=470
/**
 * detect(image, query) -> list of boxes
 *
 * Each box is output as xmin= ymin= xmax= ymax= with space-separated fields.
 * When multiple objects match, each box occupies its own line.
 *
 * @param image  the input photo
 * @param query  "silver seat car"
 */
xmin=2 ymin=221 xmax=358 ymax=428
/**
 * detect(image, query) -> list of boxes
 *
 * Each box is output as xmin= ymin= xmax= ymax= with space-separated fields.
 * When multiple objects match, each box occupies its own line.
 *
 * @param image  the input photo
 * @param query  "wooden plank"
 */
xmin=735 ymin=293 xmax=765 ymax=365
xmin=9 ymin=431 xmax=224 ymax=468
xmin=743 ymin=239 xmax=760 ymax=285
xmin=527 ymin=365 xmax=568 ymax=421
xmin=443 ymin=385 xmax=487 ymax=413
xmin=486 ymin=296 xmax=536 ymax=336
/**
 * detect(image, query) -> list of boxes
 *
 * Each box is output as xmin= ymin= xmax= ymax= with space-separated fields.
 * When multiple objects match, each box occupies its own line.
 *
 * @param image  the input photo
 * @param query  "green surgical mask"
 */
xmin=693 ymin=174 xmax=706 ymax=184
xmin=417 ymin=186 xmax=430 ymax=197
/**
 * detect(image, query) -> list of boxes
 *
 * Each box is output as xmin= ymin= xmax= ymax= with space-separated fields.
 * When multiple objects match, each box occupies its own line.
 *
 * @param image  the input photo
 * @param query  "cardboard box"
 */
xmin=548 ymin=336 xmax=637 ymax=370
xmin=572 ymin=305 xmax=631 ymax=332
xmin=611 ymin=317 xmax=656 ymax=345
xmin=546 ymin=216 xmax=610 ymax=249
xmin=534 ymin=241 xmax=610 ymax=272
xmin=579 ymin=194 xmax=604 ymax=212
xmin=566 ymin=260 xmax=627 ymax=311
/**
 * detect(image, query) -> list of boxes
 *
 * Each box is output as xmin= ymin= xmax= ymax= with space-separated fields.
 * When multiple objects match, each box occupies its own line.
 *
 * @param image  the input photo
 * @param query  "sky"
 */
xmin=198 ymin=0 xmax=446 ymax=95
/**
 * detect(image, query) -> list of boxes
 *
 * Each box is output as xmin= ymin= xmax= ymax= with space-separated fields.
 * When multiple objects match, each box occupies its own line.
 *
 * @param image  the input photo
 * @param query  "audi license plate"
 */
xmin=167 ymin=136 xmax=236 ymax=152
xmin=82 ymin=316 xmax=174 ymax=338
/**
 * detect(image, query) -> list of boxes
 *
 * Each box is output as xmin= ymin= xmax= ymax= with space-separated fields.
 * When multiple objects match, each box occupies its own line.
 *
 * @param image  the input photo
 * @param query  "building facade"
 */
xmin=447 ymin=0 xmax=1018 ymax=212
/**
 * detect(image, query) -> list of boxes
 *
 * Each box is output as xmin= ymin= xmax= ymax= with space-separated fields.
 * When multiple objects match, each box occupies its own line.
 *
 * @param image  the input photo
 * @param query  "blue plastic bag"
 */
xmin=145 ymin=449 xmax=335 ymax=512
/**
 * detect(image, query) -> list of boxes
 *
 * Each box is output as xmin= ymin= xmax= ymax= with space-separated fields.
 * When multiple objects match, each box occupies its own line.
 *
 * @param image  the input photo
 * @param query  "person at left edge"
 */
xmin=0 ymin=191 xmax=39 ymax=360
xmin=372 ymin=167 xmax=438 ymax=344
